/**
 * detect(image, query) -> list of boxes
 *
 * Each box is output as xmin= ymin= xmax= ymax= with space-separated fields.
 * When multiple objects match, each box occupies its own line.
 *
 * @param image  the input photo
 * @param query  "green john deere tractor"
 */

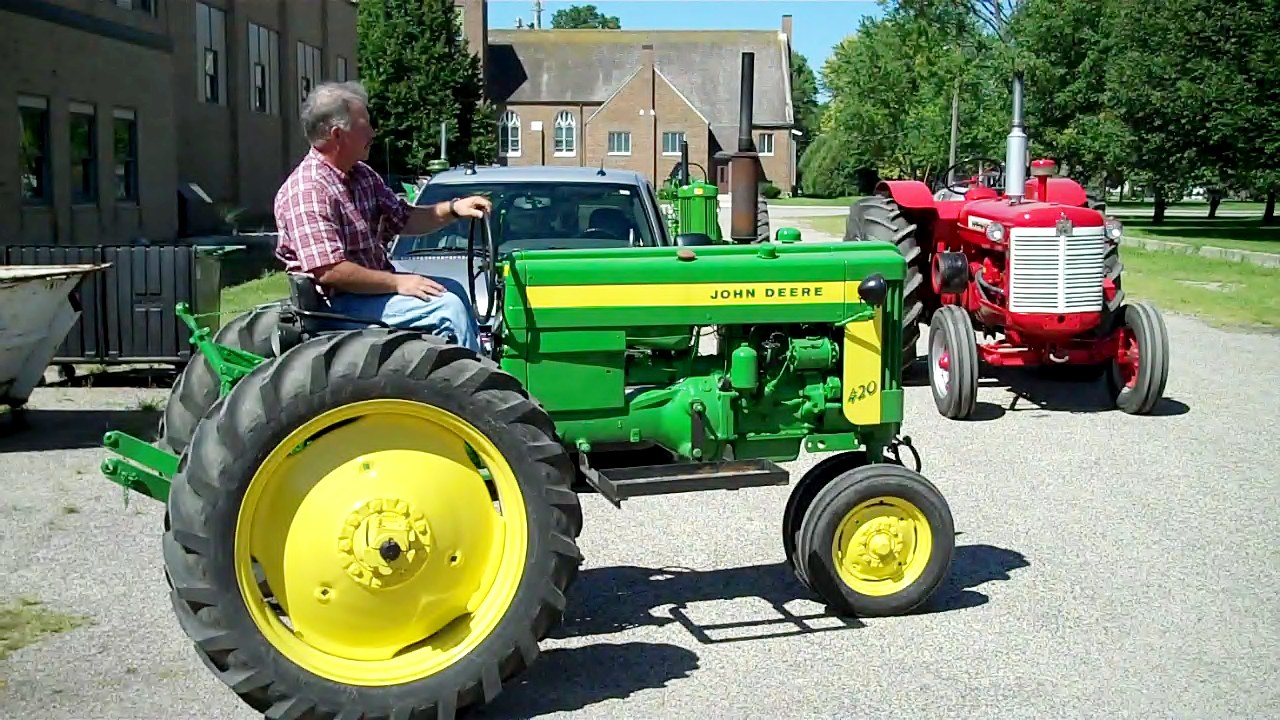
xmin=657 ymin=138 xmax=771 ymax=245
xmin=99 ymin=214 xmax=954 ymax=719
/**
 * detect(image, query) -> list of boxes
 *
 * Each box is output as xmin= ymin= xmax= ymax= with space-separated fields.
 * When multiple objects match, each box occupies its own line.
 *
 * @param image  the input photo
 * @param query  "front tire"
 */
xmin=1106 ymin=301 xmax=1170 ymax=414
xmin=928 ymin=305 xmax=979 ymax=419
xmin=794 ymin=464 xmax=954 ymax=617
xmin=163 ymin=329 xmax=583 ymax=720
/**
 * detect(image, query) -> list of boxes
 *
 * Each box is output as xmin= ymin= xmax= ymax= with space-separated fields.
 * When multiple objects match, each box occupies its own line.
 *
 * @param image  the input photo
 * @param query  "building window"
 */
xmin=607 ymin=131 xmax=631 ymax=155
xmin=662 ymin=131 xmax=685 ymax=155
xmin=112 ymin=0 xmax=158 ymax=16
xmin=336 ymin=55 xmax=348 ymax=82
xmin=298 ymin=42 xmax=321 ymax=102
xmin=248 ymin=23 xmax=280 ymax=115
xmin=113 ymin=108 xmax=139 ymax=203
xmin=757 ymin=132 xmax=774 ymax=156
xmin=18 ymin=95 xmax=50 ymax=206
xmin=195 ymin=2 xmax=226 ymax=104
xmin=69 ymin=102 xmax=98 ymax=204
xmin=554 ymin=111 xmax=575 ymax=156
xmin=499 ymin=110 xmax=521 ymax=157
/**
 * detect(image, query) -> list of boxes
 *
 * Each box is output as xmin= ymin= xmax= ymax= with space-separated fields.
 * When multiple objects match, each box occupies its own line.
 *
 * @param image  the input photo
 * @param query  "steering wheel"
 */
xmin=466 ymin=213 xmax=499 ymax=326
xmin=936 ymin=157 xmax=1006 ymax=195
xmin=581 ymin=227 xmax=620 ymax=240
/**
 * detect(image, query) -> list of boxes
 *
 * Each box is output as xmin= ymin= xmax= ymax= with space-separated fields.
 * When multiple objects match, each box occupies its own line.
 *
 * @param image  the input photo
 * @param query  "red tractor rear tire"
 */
xmin=845 ymin=195 xmax=925 ymax=370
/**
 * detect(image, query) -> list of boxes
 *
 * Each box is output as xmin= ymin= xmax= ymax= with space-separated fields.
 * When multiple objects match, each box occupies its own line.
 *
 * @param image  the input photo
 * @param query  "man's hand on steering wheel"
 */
xmin=450 ymin=195 xmax=492 ymax=219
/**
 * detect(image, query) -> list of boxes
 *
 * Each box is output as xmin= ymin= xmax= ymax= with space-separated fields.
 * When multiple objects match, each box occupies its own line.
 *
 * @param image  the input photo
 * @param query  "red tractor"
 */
xmin=845 ymin=73 xmax=1169 ymax=419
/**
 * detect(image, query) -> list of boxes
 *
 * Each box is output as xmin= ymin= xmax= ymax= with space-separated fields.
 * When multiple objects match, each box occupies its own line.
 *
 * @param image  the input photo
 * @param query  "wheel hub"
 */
xmin=339 ymin=497 xmax=431 ymax=590
xmin=831 ymin=496 xmax=934 ymax=596
xmin=931 ymin=333 xmax=952 ymax=396
xmin=844 ymin=516 xmax=909 ymax=575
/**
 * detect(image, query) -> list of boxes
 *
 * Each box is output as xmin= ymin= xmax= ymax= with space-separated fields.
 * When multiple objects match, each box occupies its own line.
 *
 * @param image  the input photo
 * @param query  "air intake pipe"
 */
xmin=730 ymin=52 xmax=760 ymax=243
xmin=1005 ymin=71 xmax=1027 ymax=204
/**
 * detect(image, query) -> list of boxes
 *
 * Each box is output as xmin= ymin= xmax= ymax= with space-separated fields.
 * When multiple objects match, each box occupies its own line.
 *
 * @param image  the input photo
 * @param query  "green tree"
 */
xmin=1101 ymin=0 xmax=1270 ymax=222
xmin=790 ymin=51 xmax=821 ymax=162
xmin=550 ymin=4 xmax=622 ymax=29
xmin=818 ymin=11 xmax=1011 ymax=184
xmin=1007 ymin=0 xmax=1133 ymax=194
xmin=357 ymin=0 xmax=493 ymax=177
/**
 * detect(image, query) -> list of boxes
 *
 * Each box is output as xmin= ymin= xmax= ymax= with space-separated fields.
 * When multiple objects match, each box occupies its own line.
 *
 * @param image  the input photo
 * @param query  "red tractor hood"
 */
xmin=961 ymin=198 xmax=1104 ymax=229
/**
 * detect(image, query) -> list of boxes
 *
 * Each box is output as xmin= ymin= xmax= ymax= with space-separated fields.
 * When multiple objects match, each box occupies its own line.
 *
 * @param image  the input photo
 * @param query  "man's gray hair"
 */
xmin=300 ymin=81 xmax=369 ymax=144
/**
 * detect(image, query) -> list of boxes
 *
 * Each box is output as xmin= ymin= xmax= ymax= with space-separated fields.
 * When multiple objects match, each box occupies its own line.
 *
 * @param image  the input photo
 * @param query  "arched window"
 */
xmin=554 ymin=110 xmax=576 ymax=156
xmin=499 ymin=110 xmax=520 ymax=157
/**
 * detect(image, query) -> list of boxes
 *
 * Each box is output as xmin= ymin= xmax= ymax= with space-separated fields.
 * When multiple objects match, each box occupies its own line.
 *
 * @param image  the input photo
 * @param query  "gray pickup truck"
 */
xmin=389 ymin=164 xmax=675 ymax=320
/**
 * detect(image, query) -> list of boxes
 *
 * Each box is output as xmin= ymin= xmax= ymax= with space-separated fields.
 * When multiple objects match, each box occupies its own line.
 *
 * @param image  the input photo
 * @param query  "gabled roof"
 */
xmin=486 ymin=28 xmax=793 ymax=143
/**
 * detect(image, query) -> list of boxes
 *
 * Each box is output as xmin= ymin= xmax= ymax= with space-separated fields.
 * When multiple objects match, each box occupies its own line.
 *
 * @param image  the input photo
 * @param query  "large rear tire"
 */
xmin=162 ymin=329 xmax=583 ymax=720
xmin=845 ymin=195 xmax=925 ymax=368
xmin=757 ymin=197 xmax=771 ymax=243
xmin=158 ymin=302 xmax=284 ymax=454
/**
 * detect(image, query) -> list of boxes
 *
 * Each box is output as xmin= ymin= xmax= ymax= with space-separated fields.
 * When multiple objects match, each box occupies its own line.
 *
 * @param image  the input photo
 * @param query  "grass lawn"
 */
xmin=792 ymin=215 xmax=1278 ymax=331
xmin=769 ymin=196 xmax=855 ymax=206
xmin=1106 ymin=200 xmax=1268 ymax=214
xmin=1121 ymin=217 xmax=1280 ymax=255
xmin=219 ymin=270 xmax=289 ymax=314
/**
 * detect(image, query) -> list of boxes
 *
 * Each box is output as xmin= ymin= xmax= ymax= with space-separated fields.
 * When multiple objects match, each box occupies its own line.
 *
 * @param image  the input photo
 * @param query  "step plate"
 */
xmin=580 ymin=456 xmax=790 ymax=506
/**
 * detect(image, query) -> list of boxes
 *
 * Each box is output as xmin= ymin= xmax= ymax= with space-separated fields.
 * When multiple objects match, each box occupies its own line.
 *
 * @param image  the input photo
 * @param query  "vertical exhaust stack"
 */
xmin=679 ymin=139 xmax=689 ymax=186
xmin=1005 ymin=71 xmax=1027 ymax=204
xmin=730 ymin=51 xmax=760 ymax=243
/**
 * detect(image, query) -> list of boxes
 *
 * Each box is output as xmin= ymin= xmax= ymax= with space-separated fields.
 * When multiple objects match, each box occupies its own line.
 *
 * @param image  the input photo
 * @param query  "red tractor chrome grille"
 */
xmin=1007 ymin=226 xmax=1106 ymax=314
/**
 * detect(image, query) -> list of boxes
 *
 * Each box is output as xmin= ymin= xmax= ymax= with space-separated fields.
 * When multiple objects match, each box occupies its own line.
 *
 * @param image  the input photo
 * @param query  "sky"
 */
xmin=484 ymin=1 xmax=886 ymax=97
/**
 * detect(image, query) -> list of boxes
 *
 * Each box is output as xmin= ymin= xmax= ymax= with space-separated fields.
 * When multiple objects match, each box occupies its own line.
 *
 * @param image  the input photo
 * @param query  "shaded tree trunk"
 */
xmin=1208 ymin=189 xmax=1222 ymax=218
xmin=1153 ymin=186 xmax=1167 ymax=224
xmin=1264 ymin=189 xmax=1276 ymax=226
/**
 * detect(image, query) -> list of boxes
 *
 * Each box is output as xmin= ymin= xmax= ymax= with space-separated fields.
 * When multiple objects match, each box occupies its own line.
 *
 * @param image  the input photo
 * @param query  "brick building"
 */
xmin=2 ymin=0 xmax=358 ymax=247
xmin=455 ymin=1 xmax=798 ymax=194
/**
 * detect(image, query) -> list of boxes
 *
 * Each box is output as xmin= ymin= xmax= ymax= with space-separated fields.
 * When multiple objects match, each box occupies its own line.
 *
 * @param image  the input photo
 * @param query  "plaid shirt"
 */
xmin=273 ymin=147 xmax=411 ymax=282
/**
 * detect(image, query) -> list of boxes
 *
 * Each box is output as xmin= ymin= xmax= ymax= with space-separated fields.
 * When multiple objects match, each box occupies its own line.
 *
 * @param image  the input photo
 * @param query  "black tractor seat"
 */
xmin=270 ymin=273 xmax=463 ymax=354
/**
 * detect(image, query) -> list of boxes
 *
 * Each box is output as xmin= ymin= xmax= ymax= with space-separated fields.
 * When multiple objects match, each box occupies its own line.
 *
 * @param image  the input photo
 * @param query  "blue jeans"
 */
xmin=324 ymin=275 xmax=481 ymax=353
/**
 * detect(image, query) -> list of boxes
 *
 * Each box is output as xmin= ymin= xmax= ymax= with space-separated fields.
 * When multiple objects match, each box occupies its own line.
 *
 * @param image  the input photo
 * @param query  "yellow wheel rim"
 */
xmin=233 ymin=398 xmax=527 ymax=687
xmin=831 ymin=496 xmax=932 ymax=597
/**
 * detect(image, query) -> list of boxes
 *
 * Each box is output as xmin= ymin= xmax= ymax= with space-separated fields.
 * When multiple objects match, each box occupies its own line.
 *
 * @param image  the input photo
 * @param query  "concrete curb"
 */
xmin=1121 ymin=236 xmax=1280 ymax=269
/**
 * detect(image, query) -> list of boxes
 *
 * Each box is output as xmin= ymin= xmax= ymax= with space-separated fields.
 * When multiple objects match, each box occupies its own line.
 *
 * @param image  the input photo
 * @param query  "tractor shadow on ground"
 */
xmin=0 ymin=407 xmax=160 ymax=452
xmin=473 ymin=641 xmax=700 ymax=719
xmin=971 ymin=366 xmax=1191 ymax=420
xmin=549 ymin=543 xmax=1029 ymax=646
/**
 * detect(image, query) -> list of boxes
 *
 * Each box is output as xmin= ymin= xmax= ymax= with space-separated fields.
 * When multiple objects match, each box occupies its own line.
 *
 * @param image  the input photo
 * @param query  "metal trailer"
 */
xmin=0 ymin=263 xmax=109 ymax=419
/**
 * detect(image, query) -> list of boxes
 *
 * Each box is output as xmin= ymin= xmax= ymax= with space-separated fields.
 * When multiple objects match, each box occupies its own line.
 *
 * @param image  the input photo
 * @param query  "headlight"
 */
xmin=1104 ymin=218 xmax=1123 ymax=241
xmin=985 ymin=222 xmax=1006 ymax=243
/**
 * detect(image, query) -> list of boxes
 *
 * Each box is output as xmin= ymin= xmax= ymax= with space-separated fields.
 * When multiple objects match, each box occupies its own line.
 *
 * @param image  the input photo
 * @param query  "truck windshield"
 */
xmin=390 ymin=180 xmax=660 ymax=257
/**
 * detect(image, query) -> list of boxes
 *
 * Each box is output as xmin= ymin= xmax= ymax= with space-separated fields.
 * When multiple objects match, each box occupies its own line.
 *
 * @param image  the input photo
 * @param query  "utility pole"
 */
xmin=947 ymin=79 xmax=959 ymax=184
xmin=533 ymin=0 xmax=543 ymax=29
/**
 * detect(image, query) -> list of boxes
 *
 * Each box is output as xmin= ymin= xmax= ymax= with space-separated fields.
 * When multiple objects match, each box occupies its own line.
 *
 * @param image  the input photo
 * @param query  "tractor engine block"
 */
xmin=497 ymin=242 xmax=909 ymax=464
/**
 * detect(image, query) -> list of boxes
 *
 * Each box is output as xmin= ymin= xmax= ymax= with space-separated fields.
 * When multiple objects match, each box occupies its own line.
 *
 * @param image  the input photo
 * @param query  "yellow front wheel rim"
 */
xmin=831 ymin=496 xmax=932 ymax=596
xmin=233 ymin=399 xmax=528 ymax=687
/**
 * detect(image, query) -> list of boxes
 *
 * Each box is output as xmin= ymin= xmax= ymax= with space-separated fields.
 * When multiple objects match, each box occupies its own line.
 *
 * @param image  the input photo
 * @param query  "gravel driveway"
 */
xmin=1 ymin=306 xmax=1277 ymax=719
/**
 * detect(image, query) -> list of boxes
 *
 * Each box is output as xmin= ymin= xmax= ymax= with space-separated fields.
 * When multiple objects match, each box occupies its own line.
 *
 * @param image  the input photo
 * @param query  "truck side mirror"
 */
xmin=676 ymin=233 xmax=713 ymax=247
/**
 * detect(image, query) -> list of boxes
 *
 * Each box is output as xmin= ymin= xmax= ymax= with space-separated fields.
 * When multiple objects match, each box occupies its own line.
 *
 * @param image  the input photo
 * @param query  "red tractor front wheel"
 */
xmin=927 ymin=305 xmax=979 ymax=419
xmin=1106 ymin=301 xmax=1170 ymax=415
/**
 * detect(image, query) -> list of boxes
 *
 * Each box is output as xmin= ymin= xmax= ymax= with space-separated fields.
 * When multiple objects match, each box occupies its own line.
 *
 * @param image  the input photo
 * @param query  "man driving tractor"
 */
xmin=273 ymin=81 xmax=490 ymax=352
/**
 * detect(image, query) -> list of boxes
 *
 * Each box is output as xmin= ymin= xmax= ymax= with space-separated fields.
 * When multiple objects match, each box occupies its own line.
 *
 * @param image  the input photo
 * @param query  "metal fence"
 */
xmin=2 ymin=244 xmax=230 ymax=365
